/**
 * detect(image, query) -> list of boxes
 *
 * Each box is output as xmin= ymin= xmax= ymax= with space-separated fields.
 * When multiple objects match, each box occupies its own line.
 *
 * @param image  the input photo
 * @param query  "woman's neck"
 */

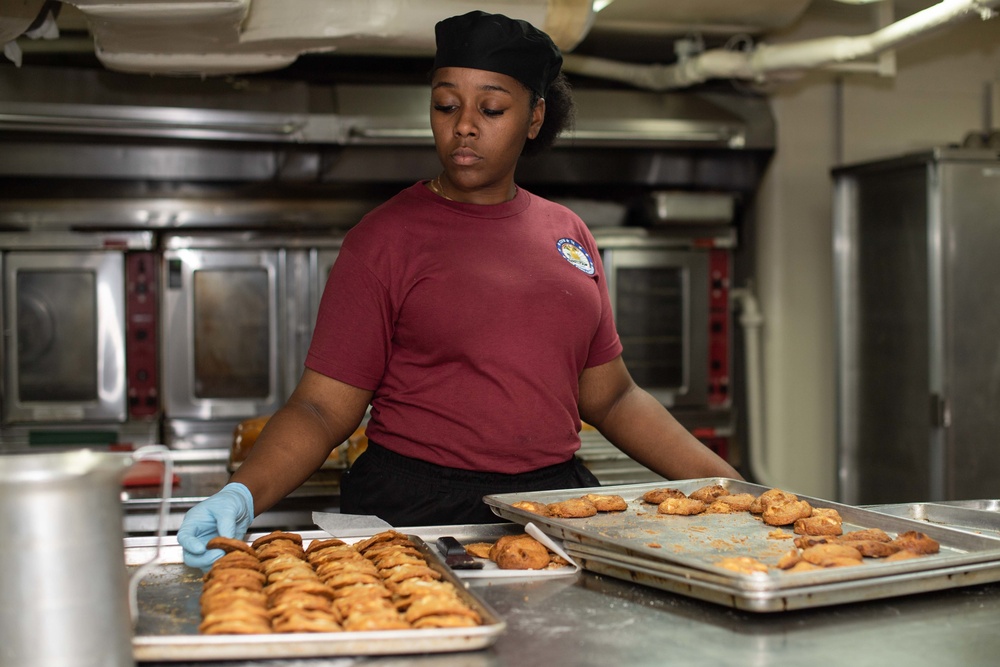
xmin=427 ymin=175 xmax=517 ymax=205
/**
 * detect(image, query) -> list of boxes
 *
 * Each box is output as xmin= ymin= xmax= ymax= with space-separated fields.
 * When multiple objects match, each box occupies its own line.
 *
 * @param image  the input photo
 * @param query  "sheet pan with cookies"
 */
xmin=127 ymin=530 xmax=505 ymax=661
xmin=484 ymin=479 xmax=1000 ymax=612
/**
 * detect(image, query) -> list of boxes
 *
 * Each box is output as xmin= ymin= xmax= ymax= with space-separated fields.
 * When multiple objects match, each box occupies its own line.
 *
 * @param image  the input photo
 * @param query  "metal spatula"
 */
xmin=436 ymin=536 xmax=484 ymax=570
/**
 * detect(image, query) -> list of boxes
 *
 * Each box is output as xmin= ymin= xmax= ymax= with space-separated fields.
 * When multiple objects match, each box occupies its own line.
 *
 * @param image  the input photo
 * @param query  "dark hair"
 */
xmin=522 ymin=73 xmax=574 ymax=157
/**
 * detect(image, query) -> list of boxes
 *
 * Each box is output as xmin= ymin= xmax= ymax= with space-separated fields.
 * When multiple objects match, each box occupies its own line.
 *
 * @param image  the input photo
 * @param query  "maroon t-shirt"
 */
xmin=305 ymin=182 xmax=622 ymax=473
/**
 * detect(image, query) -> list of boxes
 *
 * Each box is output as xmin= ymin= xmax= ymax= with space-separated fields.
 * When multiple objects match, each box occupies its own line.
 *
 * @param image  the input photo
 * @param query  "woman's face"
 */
xmin=430 ymin=67 xmax=545 ymax=205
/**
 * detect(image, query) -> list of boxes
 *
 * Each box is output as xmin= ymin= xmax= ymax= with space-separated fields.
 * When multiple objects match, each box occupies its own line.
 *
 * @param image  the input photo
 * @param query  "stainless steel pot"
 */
xmin=0 ymin=449 xmax=136 ymax=667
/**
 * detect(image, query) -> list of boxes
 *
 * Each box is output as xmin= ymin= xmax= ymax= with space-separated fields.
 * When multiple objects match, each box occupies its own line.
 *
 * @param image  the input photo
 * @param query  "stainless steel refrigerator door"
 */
xmin=836 ymin=150 xmax=1000 ymax=504
xmin=939 ymin=160 xmax=1000 ymax=499
xmin=835 ymin=163 xmax=933 ymax=504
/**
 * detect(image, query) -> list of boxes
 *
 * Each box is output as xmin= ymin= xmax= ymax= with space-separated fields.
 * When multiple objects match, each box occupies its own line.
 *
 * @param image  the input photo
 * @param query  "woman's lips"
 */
xmin=450 ymin=147 xmax=480 ymax=166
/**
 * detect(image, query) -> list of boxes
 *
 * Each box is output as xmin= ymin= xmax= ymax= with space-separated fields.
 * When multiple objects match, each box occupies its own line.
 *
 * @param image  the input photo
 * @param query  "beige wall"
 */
xmin=752 ymin=3 xmax=999 ymax=498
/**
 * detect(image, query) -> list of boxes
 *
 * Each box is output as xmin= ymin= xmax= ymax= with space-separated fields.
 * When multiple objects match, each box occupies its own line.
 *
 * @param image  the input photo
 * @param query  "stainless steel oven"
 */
xmin=597 ymin=234 xmax=732 ymax=410
xmin=0 ymin=231 xmax=160 ymax=450
xmin=161 ymin=232 xmax=340 ymax=451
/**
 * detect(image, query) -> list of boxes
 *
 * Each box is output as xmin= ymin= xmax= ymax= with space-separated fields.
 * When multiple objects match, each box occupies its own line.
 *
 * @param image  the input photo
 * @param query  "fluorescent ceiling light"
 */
xmin=593 ymin=0 xmax=616 ymax=12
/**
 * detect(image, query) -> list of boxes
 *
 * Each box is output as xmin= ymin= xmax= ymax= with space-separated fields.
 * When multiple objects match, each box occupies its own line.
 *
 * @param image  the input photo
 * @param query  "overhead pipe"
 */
xmin=562 ymin=0 xmax=1000 ymax=91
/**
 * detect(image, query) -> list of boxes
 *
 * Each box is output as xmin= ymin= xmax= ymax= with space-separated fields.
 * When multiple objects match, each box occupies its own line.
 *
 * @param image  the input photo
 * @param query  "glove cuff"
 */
xmin=222 ymin=482 xmax=255 ymax=522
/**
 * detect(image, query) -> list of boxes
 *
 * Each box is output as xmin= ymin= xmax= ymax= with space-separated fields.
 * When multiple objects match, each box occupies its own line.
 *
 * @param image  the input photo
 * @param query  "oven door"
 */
xmin=602 ymin=247 xmax=710 ymax=407
xmin=162 ymin=248 xmax=284 ymax=420
xmin=2 ymin=251 xmax=126 ymax=423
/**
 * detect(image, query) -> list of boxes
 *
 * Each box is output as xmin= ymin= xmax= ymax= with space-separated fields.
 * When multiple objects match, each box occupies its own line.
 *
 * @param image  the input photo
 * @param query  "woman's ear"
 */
xmin=527 ymin=98 xmax=546 ymax=140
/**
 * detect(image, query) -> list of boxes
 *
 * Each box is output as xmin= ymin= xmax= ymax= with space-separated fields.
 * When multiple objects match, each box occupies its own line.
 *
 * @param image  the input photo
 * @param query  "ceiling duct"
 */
xmin=45 ymin=0 xmax=596 ymax=75
xmin=3 ymin=0 xmax=807 ymax=77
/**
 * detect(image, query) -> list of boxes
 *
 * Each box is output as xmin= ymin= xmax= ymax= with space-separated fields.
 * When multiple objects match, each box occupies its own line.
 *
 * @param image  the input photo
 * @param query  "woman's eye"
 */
xmin=432 ymin=103 xmax=504 ymax=117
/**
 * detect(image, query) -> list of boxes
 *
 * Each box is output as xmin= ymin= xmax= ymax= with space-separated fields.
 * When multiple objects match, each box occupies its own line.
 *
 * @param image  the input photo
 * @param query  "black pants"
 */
xmin=340 ymin=441 xmax=601 ymax=526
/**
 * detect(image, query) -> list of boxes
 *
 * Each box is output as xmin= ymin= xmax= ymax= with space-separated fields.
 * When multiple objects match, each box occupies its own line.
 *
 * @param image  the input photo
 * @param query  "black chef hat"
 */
xmin=433 ymin=10 xmax=563 ymax=98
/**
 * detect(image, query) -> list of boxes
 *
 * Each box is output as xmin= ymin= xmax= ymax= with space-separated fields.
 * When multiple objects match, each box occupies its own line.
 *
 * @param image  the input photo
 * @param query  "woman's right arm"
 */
xmin=229 ymin=368 xmax=374 ymax=515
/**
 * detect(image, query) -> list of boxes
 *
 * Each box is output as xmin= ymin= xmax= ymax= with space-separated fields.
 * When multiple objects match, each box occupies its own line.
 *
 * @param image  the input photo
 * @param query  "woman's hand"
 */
xmin=175 ymin=482 xmax=254 ymax=571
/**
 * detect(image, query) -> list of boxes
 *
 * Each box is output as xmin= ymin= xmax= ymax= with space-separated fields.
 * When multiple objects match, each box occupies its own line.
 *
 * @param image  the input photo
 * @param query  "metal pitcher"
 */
xmin=0 ymin=449 xmax=146 ymax=667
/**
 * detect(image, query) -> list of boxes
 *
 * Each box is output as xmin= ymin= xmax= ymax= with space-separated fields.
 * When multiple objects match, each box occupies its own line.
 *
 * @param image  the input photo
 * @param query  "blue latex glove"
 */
xmin=176 ymin=482 xmax=254 ymax=571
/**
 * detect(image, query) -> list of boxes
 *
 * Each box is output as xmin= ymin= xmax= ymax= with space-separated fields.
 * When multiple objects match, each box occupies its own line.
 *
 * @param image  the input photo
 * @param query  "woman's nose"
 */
xmin=454 ymin=107 xmax=478 ymax=137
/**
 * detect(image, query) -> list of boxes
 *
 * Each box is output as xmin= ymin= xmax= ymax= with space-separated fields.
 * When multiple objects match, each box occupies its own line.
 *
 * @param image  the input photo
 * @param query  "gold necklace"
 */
xmin=428 ymin=176 xmax=453 ymax=201
xmin=428 ymin=176 xmax=518 ymax=202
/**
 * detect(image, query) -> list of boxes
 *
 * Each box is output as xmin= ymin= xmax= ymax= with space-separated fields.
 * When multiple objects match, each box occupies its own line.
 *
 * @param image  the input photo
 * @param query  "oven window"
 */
xmin=615 ymin=267 xmax=685 ymax=389
xmin=17 ymin=270 xmax=98 ymax=402
xmin=193 ymin=268 xmax=270 ymax=399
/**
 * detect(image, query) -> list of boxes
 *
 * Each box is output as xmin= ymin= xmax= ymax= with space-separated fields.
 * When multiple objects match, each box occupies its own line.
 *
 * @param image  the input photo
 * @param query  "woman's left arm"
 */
xmin=578 ymin=356 xmax=743 ymax=481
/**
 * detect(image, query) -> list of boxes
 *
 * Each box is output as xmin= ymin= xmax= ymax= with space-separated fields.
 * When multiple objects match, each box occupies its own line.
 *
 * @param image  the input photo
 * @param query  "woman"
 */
xmin=178 ymin=10 xmax=741 ymax=570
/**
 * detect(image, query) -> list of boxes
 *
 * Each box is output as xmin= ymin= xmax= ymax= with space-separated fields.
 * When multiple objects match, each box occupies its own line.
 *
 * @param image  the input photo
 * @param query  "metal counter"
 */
xmin=122 ymin=455 xmax=340 ymax=535
xmin=135 ymin=522 xmax=1000 ymax=667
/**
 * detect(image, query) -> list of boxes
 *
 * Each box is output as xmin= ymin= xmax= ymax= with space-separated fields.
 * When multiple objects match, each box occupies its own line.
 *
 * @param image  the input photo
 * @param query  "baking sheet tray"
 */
xmin=484 ymin=479 xmax=1000 ymax=611
xmin=572 ymin=546 xmax=1000 ymax=612
xmin=935 ymin=499 xmax=1000 ymax=512
xmin=128 ymin=532 xmax=505 ymax=661
xmin=864 ymin=502 xmax=1000 ymax=539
